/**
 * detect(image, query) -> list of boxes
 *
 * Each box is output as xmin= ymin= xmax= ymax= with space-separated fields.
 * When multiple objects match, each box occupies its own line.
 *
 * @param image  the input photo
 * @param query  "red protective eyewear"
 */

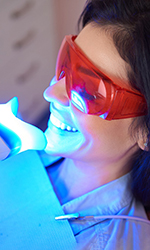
xmin=56 ymin=35 xmax=147 ymax=120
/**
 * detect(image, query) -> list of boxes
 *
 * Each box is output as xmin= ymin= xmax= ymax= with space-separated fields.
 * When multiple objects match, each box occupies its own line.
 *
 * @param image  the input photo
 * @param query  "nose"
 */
xmin=43 ymin=76 xmax=70 ymax=106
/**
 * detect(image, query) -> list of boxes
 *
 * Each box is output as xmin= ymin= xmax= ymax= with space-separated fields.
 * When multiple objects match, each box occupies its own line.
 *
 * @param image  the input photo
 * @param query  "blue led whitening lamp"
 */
xmin=0 ymin=97 xmax=47 ymax=159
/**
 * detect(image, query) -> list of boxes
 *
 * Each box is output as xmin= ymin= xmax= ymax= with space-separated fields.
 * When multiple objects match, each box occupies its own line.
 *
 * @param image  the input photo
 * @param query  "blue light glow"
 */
xmin=0 ymin=97 xmax=47 ymax=158
xmin=99 ymin=112 xmax=109 ymax=120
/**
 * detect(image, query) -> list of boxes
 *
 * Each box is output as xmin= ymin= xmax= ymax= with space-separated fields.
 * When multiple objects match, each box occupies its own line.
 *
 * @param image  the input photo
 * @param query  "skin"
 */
xmin=43 ymin=23 xmax=141 ymax=204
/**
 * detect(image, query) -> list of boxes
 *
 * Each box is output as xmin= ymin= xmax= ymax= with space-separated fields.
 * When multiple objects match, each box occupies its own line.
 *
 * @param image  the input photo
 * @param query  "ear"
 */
xmin=137 ymin=129 xmax=148 ymax=151
xmin=137 ymin=138 xmax=148 ymax=151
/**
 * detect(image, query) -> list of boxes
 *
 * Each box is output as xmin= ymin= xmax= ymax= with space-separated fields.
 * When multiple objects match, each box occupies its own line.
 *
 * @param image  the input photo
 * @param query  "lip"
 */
xmin=48 ymin=113 xmax=78 ymax=133
xmin=49 ymin=102 xmax=78 ymax=130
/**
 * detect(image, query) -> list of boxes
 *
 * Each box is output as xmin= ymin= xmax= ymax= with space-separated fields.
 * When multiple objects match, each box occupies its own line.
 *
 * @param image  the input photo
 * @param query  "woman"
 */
xmin=43 ymin=0 xmax=150 ymax=248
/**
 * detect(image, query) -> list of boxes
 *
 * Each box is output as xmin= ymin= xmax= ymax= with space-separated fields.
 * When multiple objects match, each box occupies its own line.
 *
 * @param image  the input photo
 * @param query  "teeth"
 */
xmin=60 ymin=123 xmax=65 ymax=130
xmin=67 ymin=126 xmax=72 ymax=131
xmin=50 ymin=113 xmax=77 ymax=132
xmin=72 ymin=128 xmax=77 ymax=132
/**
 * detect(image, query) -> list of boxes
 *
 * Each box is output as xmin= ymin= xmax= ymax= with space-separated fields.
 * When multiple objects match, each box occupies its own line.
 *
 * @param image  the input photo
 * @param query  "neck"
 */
xmin=48 ymin=157 xmax=131 ymax=205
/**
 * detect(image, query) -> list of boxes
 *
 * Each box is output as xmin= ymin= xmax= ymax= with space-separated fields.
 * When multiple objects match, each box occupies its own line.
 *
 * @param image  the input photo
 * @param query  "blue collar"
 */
xmin=62 ymin=173 xmax=132 ymax=235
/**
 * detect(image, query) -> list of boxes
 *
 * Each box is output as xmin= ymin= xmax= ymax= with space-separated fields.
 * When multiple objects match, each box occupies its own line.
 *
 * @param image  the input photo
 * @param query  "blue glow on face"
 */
xmin=71 ymin=90 xmax=87 ymax=113
xmin=0 ymin=97 xmax=47 ymax=158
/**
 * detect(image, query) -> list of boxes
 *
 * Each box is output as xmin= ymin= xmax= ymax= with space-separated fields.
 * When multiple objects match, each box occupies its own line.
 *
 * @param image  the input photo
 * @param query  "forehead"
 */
xmin=75 ymin=22 xmax=130 ymax=89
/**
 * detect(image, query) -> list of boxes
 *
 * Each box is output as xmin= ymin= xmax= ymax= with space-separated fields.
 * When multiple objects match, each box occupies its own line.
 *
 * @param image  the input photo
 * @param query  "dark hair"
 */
xmin=78 ymin=0 xmax=150 ymax=208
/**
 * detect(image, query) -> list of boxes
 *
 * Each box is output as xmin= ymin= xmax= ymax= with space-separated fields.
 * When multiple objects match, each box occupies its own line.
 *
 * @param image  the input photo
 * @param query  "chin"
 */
xmin=44 ymin=125 xmax=85 ymax=158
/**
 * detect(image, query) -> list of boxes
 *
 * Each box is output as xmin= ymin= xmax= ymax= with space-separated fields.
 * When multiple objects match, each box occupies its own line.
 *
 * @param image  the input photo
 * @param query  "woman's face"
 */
xmin=44 ymin=23 xmax=139 ymax=166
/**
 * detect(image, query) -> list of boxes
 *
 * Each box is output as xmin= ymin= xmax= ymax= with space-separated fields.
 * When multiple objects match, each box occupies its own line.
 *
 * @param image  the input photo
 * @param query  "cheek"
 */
xmin=70 ymin=103 xmax=106 ymax=142
xmin=101 ymin=119 xmax=136 ymax=153
xmin=70 ymin=102 xmax=135 ymax=149
xmin=70 ymin=103 xmax=94 ymax=133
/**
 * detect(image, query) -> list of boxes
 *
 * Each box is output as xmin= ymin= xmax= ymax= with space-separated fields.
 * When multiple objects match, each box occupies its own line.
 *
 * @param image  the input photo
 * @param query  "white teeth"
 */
xmin=72 ymin=128 xmax=77 ymax=132
xmin=60 ymin=123 xmax=65 ymax=130
xmin=50 ymin=114 xmax=61 ymax=128
xmin=67 ymin=126 xmax=72 ymax=131
xmin=50 ymin=113 xmax=77 ymax=132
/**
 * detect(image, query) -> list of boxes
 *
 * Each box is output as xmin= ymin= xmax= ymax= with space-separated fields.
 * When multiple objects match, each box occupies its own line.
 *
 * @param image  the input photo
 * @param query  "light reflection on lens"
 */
xmin=71 ymin=90 xmax=87 ymax=113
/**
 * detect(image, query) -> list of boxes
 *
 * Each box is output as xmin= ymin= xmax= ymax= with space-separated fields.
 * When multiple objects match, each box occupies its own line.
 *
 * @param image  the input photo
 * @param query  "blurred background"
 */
xmin=0 ymin=0 xmax=86 ymax=131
